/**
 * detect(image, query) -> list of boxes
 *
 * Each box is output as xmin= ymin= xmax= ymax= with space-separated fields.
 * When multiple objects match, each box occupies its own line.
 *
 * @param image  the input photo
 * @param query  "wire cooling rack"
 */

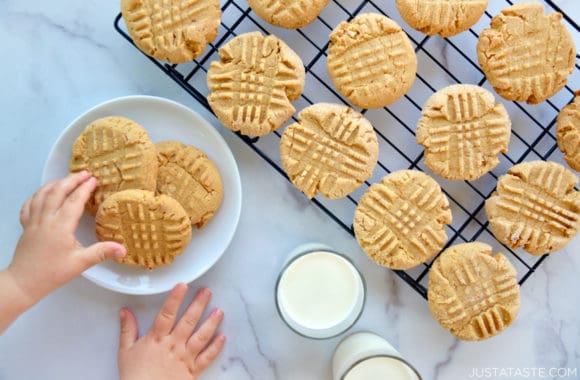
xmin=115 ymin=0 xmax=580 ymax=299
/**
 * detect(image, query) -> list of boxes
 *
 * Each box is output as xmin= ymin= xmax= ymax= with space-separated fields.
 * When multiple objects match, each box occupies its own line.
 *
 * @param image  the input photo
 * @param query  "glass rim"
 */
xmin=341 ymin=354 xmax=423 ymax=380
xmin=274 ymin=247 xmax=367 ymax=340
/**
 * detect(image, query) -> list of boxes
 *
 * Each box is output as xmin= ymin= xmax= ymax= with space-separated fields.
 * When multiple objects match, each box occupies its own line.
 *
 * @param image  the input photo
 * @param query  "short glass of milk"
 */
xmin=332 ymin=332 xmax=422 ymax=380
xmin=275 ymin=243 xmax=366 ymax=339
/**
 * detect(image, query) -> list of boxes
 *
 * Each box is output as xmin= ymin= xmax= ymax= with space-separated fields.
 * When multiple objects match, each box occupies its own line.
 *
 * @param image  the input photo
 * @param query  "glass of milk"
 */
xmin=275 ymin=243 xmax=366 ymax=339
xmin=332 ymin=332 xmax=422 ymax=380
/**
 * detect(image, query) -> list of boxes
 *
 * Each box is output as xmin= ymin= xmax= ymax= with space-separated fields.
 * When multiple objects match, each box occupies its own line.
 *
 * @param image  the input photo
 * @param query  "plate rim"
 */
xmin=41 ymin=95 xmax=242 ymax=295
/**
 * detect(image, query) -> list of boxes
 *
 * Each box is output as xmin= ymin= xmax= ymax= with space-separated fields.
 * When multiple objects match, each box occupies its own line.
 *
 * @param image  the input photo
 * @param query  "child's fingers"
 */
xmin=77 ymin=241 xmax=126 ymax=269
xmin=172 ymin=288 xmax=212 ymax=341
xmin=119 ymin=308 xmax=139 ymax=351
xmin=193 ymin=334 xmax=226 ymax=373
xmin=186 ymin=308 xmax=224 ymax=356
xmin=59 ymin=177 xmax=97 ymax=229
xmin=29 ymin=182 xmax=56 ymax=223
xmin=19 ymin=197 xmax=32 ymax=227
xmin=44 ymin=171 xmax=91 ymax=213
xmin=152 ymin=283 xmax=188 ymax=337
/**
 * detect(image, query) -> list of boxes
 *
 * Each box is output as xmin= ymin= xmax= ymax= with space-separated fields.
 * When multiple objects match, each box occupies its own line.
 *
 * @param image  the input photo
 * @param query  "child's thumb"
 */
xmin=80 ymin=242 xmax=126 ymax=269
xmin=119 ymin=308 xmax=139 ymax=350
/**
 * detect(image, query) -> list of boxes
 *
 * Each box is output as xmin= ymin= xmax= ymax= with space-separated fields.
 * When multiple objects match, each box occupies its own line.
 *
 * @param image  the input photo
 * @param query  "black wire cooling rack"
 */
xmin=115 ymin=0 xmax=580 ymax=299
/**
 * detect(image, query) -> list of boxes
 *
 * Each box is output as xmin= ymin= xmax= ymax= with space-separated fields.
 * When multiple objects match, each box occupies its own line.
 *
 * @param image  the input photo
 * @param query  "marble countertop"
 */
xmin=0 ymin=1 xmax=579 ymax=379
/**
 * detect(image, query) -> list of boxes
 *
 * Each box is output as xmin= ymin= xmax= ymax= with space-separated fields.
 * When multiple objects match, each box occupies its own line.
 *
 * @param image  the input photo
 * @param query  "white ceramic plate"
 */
xmin=42 ymin=96 xmax=242 ymax=295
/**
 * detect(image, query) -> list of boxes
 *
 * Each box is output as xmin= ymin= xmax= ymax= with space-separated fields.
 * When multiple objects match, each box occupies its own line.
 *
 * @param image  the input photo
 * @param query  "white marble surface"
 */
xmin=0 ymin=1 xmax=579 ymax=379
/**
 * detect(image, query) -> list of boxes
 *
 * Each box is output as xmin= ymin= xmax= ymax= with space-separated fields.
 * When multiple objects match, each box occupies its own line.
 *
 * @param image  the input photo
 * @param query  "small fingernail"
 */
xmin=79 ymin=170 xmax=89 ymax=176
xmin=113 ymin=245 xmax=127 ymax=258
xmin=175 ymin=283 xmax=188 ymax=293
xmin=201 ymin=288 xmax=212 ymax=297
xmin=218 ymin=334 xmax=226 ymax=343
xmin=119 ymin=309 xmax=126 ymax=319
xmin=213 ymin=308 xmax=224 ymax=318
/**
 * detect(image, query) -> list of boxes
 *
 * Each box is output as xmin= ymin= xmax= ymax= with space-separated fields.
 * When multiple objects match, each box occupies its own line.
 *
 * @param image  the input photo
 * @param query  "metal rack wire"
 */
xmin=115 ymin=0 xmax=580 ymax=299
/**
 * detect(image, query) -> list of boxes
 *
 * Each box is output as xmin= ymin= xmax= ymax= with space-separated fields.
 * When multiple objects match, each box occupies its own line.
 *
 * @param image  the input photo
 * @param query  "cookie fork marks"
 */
xmin=428 ymin=242 xmax=520 ymax=341
xmin=121 ymin=0 xmax=221 ymax=63
xmin=354 ymin=170 xmax=452 ymax=270
xmin=416 ymin=84 xmax=511 ymax=181
xmin=96 ymin=190 xmax=192 ymax=270
xmin=280 ymin=103 xmax=378 ymax=199
xmin=207 ymin=32 xmax=305 ymax=137
xmin=485 ymin=161 xmax=580 ymax=255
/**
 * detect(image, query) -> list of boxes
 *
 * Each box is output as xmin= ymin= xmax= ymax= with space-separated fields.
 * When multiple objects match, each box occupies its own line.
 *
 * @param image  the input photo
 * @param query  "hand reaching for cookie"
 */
xmin=0 ymin=171 xmax=126 ymax=333
xmin=118 ymin=284 xmax=226 ymax=380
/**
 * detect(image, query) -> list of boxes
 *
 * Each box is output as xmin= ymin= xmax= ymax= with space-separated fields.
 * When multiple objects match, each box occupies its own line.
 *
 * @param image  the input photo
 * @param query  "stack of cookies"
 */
xmin=70 ymin=116 xmax=224 ymax=270
xmin=121 ymin=0 xmax=580 ymax=342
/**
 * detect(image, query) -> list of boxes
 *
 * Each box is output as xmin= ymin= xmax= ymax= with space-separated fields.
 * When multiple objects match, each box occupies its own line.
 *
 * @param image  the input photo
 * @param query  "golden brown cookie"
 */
xmin=396 ymin=0 xmax=489 ymax=38
xmin=416 ymin=84 xmax=511 ymax=181
xmin=121 ymin=0 xmax=221 ymax=64
xmin=280 ymin=103 xmax=379 ymax=199
xmin=207 ymin=32 xmax=305 ymax=137
xmin=248 ymin=0 xmax=329 ymax=29
xmin=557 ymin=91 xmax=580 ymax=171
xmin=477 ymin=2 xmax=575 ymax=104
xmin=70 ymin=116 xmax=158 ymax=215
xmin=485 ymin=161 xmax=580 ymax=255
xmin=96 ymin=190 xmax=192 ymax=270
xmin=327 ymin=13 xmax=417 ymax=109
xmin=428 ymin=242 xmax=520 ymax=341
xmin=354 ymin=170 xmax=452 ymax=270
xmin=156 ymin=141 xmax=223 ymax=228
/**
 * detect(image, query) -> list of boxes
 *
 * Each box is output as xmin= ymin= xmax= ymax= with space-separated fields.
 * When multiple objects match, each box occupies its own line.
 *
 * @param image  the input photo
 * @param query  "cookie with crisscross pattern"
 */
xmin=556 ymin=91 xmax=580 ymax=171
xmin=207 ymin=32 xmax=305 ymax=137
xmin=156 ymin=141 xmax=223 ymax=228
xmin=121 ymin=0 xmax=221 ymax=63
xmin=428 ymin=242 xmax=520 ymax=341
xmin=248 ymin=0 xmax=329 ymax=29
xmin=416 ymin=84 xmax=511 ymax=181
xmin=96 ymin=190 xmax=192 ymax=270
xmin=396 ymin=0 xmax=489 ymax=37
xmin=354 ymin=170 xmax=452 ymax=269
xmin=69 ymin=116 xmax=158 ymax=215
xmin=280 ymin=103 xmax=379 ymax=199
xmin=477 ymin=2 xmax=575 ymax=104
xmin=327 ymin=13 xmax=417 ymax=109
xmin=485 ymin=161 xmax=580 ymax=255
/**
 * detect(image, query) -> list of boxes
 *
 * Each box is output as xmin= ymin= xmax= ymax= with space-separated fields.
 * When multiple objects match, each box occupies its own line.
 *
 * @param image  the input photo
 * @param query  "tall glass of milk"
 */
xmin=332 ymin=332 xmax=422 ymax=380
xmin=275 ymin=243 xmax=366 ymax=339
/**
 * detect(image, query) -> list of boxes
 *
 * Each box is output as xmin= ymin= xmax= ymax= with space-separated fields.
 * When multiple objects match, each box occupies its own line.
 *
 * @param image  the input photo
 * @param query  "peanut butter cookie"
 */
xmin=416 ymin=84 xmax=511 ymax=181
xmin=396 ymin=0 xmax=489 ymax=37
xmin=156 ymin=141 xmax=223 ymax=228
xmin=556 ymin=91 xmax=580 ymax=171
xmin=327 ymin=13 xmax=417 ymax=109
xmin=280 ymin=103 xmax=379 ymax=199
xmin=207 ymin=32 xmax=305 ymax=136
xmin=354 ymin=170 xmax=452 ymax=270
xmin=96 ymin=190 xmax=192 ymax=270
xmin=121 ymin=0 xmax=221 ymax=63
xmin=485 ymin=161 xmax=580 ymax=255
xmin=428 ymin=242 xmax=520 ymax=341
xmin=69 ymin=116 xmax=158 ymax=215
xmin=477 ymin=2 xmax=575 ymax=104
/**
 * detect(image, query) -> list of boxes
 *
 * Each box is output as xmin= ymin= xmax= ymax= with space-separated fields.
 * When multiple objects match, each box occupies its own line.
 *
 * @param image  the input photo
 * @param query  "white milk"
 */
xmin=276 ymin=248 xmax=365 ymax=339
xmin=332 ymin=332 xmax=421 ymax=380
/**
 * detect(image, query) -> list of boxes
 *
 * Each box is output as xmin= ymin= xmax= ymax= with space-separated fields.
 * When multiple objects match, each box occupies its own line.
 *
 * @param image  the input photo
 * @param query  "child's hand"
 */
xmin=118 ymin=284 xmax=226 ymax=380
xmin=7 ymin=171 xmax=126 ymax=306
